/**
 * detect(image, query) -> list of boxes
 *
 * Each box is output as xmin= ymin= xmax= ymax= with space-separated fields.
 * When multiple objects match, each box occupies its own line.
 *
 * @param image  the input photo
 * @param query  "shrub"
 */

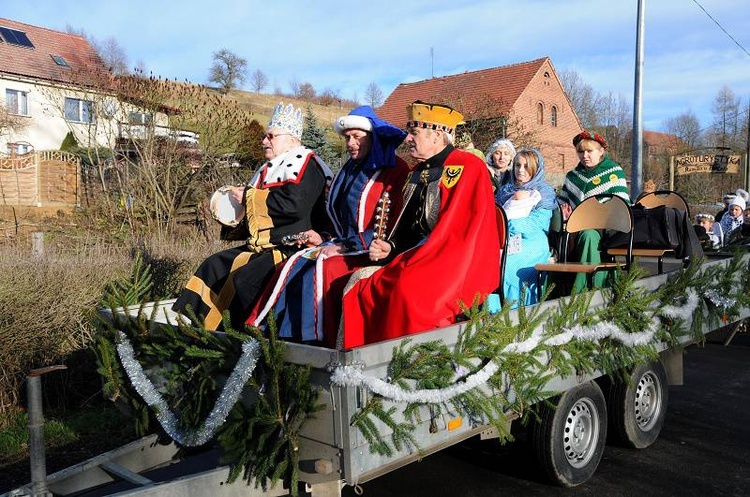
xmin=0 ymin=231 xmax=212 ymax=419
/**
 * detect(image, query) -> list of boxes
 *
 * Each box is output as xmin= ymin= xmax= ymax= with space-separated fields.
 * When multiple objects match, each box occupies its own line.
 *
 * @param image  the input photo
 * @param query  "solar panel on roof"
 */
xmin=52 ymin=55 xmax=70 ymax=68
xmin=0 ymin=26 xmax=34 ymax=48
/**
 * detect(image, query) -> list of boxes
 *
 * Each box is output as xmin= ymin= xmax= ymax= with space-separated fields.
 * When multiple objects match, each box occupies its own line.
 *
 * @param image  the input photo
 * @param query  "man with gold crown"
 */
xmin=172 ymin=102 xmax=333 ymax=331
xmin=340 ymin=101 xmax=500 ymax=347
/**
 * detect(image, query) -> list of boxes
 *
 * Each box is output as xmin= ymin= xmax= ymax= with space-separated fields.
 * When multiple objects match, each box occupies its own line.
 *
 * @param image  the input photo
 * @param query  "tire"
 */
xmin=530 ymin=381 xmax=607 ymax=487
xmin=608 ymin=360 xmax=668 ymax=449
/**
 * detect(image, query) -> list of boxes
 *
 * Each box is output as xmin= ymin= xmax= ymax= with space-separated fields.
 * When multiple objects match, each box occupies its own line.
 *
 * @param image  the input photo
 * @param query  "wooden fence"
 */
xmin=0 ymin=151 xmax=81 ymax=206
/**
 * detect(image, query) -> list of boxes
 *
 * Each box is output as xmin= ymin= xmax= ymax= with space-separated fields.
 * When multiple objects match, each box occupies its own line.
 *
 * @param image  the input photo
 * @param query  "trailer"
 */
xmin=4 ymin=253 xmax=750 ymax=497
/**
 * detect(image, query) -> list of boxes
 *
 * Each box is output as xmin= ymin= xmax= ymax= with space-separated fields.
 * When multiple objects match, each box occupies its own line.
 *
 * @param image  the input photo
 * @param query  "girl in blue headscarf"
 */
xmin=496 ymin=148 xmax=556 ymax=307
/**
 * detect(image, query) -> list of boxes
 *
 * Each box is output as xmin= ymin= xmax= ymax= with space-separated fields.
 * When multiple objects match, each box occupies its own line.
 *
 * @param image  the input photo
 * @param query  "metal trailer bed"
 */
xmin=5 ymin=255 xmax=749 ymax=497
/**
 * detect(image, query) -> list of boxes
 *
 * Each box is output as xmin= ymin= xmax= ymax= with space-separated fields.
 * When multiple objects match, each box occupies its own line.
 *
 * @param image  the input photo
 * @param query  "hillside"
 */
xmin=223 ymin=89 xmax=355 ymax=130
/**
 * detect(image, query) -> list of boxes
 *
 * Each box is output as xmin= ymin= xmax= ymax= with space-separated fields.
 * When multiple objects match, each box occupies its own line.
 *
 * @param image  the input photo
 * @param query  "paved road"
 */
xmin=341 ymin=329 xmax=750 ymax=497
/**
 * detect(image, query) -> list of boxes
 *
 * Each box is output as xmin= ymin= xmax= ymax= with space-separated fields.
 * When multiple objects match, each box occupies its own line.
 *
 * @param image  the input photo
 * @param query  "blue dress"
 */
xmin=495 ymin=148 xmax=556 ymax=308
xmin=503 ymin=208 xmax=552 ymax=307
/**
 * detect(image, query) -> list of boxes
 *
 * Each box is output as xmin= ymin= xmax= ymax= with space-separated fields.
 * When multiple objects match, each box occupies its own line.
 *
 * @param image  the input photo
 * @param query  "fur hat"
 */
xmin=573 ymin=130 xmax=608 ymax=149
xmin=406 ymin=100 xmax=464 ymax=134
xmin=267 ymin=102 xmax=303 ymax=139
xmin=730 ymin=196 xmax=746 ymax=211
xmin=334 ymin=114 xmax=373 ymax=135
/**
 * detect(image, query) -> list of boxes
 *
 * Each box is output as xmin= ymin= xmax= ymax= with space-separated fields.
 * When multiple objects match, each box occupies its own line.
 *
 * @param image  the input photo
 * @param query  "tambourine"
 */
xmin=210 ymin=187 xmax=246 ymax=227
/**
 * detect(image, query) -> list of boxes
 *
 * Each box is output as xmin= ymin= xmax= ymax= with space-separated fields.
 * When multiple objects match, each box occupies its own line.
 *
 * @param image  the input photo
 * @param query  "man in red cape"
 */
xmin=341 ymin=101 xmax=500 ymax=348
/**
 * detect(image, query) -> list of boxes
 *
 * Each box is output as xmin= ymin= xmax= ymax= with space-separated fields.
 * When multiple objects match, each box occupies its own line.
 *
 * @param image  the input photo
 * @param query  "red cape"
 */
xmin=341 ymin=149 xmax=501 ymax=348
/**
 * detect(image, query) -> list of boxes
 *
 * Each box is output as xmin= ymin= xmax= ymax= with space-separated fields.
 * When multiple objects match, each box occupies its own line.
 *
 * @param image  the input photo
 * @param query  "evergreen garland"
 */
xmin=93 ymin=257 xmax=322 ymax=496
xmin=93 ymin=253 xmax=750 ymax=490
xmin=344 ymin=255 xmax=750 ymax=456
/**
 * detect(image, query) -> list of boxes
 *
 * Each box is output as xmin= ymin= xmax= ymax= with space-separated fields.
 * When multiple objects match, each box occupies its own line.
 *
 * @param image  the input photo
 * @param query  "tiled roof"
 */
xmin=0 ymin=17 xmax=108 ymax=86
xmin=642 ymin=130 xmax=683 ymax=147
xmin=377 ymin=57 xmax=549 ymax=127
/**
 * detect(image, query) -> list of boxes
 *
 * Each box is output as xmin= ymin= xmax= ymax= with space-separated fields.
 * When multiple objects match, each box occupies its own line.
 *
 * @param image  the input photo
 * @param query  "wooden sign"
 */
xmin=675 ymin=154 xmax=741 ymax=175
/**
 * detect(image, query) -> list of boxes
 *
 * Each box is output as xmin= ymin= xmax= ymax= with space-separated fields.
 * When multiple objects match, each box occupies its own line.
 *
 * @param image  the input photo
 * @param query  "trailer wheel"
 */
xmin=530 ymin=381 xmax=607 ymax=487
xmin=608 ymin=360 xmax=668 ymax=449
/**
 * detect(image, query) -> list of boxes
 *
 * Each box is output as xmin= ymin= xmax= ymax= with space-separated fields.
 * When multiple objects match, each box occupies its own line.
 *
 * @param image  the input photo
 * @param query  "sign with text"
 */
xmin=675 ymin=154 xmax=741 ymax=175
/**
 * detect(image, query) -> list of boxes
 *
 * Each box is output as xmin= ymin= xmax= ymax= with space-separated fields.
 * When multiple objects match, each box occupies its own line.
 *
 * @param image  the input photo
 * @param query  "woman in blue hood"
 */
xmin=496 ymin=148 xmax=556 ymax=307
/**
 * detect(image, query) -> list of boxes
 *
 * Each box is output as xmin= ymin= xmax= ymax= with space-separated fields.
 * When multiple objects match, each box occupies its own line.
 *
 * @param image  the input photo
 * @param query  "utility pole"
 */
xmin=631 ymin=0 xmax=646 ymax=200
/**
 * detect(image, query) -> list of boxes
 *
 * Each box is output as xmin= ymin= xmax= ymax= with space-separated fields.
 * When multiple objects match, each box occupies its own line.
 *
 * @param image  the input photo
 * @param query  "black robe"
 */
xmin=173 ymin=148 xmax=330 ymax=331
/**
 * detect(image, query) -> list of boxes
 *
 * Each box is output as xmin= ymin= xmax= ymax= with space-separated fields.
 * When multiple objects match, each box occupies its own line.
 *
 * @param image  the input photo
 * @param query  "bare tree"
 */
xmin=64 ymin=26 xmax=129 ymax=76
xmin=558 ymin=68 xmax=599 ymax=129
xmin=288 ymin=77 xmax=301 ymax=97
xmin=39 ymin=73 xmax=255 ymax=237
xmin=298 ymin=82 xmax=316 ymax=100
xmin=596 ymin=92 xmax=632 ymax=165
xmin=92 ymin=36 xmax=130 ymax=75
xmin=249 ymin=69 xmax=268 ymax=93
xmin=364 ymin=82 xmax=384 ymax=108
xmin=664 ymin=111 xmax=702 ymax=149
xmin=709 ymin=85 xmax=741 ymax=150
xmin=318 ymin=87 xmax=341 ymax=107
xmin=133 ymin=59 xmax=148 ymax=77
xmin=0 ymin=105 xmax=28 ymax=149
xmin=209 ymin=49 xmax=248 ymax=93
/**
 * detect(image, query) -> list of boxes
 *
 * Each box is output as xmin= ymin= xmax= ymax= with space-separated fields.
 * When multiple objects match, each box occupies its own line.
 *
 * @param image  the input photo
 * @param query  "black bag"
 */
xmin=604 ymin=205 xmax=703 ymax=260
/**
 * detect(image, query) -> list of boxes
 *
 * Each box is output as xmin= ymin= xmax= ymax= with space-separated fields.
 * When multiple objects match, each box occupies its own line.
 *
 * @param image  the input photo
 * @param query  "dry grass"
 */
xmin=0 ymin=229 xmax=214 ymax=420
xmin=224 ymin=90 xmax=353 ymax=128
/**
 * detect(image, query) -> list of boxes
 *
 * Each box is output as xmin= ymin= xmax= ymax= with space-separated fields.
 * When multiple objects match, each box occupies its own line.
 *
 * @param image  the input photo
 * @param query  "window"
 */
xmin=536 ymin=103 xmax=544 ymax=124
xmin=128 ymin=111 xmax=153 ymax=125
xmin=551 ymin=106 xmax=558 ymax=127
xmin=0 ymin=26 xmax=34 ymax=48
xmin=51 ymin=55 xmax=70 ymax=68
xmin=8 ymin=142 xmax=32 ymax=155
xmin=6 ymin=89 xmax=28 ymax=116
xmin=64 ymin=97 xmax=94 ymax=123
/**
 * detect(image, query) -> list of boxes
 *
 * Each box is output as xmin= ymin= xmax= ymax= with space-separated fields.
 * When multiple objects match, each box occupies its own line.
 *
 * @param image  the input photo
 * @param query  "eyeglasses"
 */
xmin=264 ymin=132 xmax=291 ymax=141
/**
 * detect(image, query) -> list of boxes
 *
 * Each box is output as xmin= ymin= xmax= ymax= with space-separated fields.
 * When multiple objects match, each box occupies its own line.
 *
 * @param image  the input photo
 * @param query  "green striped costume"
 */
xmin=559 ymin=156 xmax=630 ymax=207
xmin=558 ymin=156 xmax=630 ymax=292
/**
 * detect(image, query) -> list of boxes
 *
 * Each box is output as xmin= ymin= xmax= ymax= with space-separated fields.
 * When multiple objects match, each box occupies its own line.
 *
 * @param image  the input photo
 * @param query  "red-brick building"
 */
xmin=378 ymin=57 xmax=583 ymax=185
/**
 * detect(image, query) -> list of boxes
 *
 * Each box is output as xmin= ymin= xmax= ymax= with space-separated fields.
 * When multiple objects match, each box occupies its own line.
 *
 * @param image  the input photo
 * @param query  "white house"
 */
xmin=0 ymin=18 xmax=196 ymax=157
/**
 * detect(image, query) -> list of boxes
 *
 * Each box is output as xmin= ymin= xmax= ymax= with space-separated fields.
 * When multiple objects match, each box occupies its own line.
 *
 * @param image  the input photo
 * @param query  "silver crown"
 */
xmin=268 ymin=102 xmax=303 ymax=139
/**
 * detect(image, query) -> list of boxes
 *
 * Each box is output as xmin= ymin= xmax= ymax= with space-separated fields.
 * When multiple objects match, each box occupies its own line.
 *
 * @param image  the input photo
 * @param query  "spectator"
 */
xmin=636 ymin=179 xmax=657 ymax=202
xmin=455 ymin=127 xmax=485 ymax=160
xmin=485 ymin=138 xmax=516 ymax=192
xmin=495 ymin=148 xmax=556 ymax=307
xmin=557 ymin=130 xmax=630 ymax=292
xmin=714 ymin=192 xmax=746 ymax=246
xmin=694 ymin=213 xmax=720 ymax=249
xmin=172 ymin=103 xmax=333 ymax=330
xmin=341 ymin=100 xmax=500 ymax=347
xmin=715 ymin=192 xmax=736 ymax=223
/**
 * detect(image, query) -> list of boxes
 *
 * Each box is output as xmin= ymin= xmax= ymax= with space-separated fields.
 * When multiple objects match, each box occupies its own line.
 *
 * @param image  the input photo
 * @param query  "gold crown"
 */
xmin=406 ymin=100 xmax=464 ymax=134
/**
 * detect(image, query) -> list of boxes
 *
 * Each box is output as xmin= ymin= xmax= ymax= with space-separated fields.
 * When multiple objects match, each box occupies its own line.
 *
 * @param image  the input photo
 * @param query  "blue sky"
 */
xmin=5 ymin=0 xmax=750 ymax=132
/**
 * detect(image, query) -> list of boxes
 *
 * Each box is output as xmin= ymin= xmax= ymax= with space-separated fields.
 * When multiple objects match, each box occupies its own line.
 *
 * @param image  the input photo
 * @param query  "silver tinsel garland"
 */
xmin=330 ymin=289 xmax=701 ymax=404
xmin=705 ymin=288 xmax=736 ymax=310
xmin=116 ymin=331 xmax=260 ymax=446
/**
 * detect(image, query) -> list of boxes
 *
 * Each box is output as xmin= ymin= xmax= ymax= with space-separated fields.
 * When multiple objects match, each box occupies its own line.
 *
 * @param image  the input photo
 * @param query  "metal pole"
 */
xmin=669 ymin=155 xmax=675 ymax=191
xmin=27 ymin=365 xmax=66 ymax=497
xmin=631 ymin=0 xmax=646 ymax=200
